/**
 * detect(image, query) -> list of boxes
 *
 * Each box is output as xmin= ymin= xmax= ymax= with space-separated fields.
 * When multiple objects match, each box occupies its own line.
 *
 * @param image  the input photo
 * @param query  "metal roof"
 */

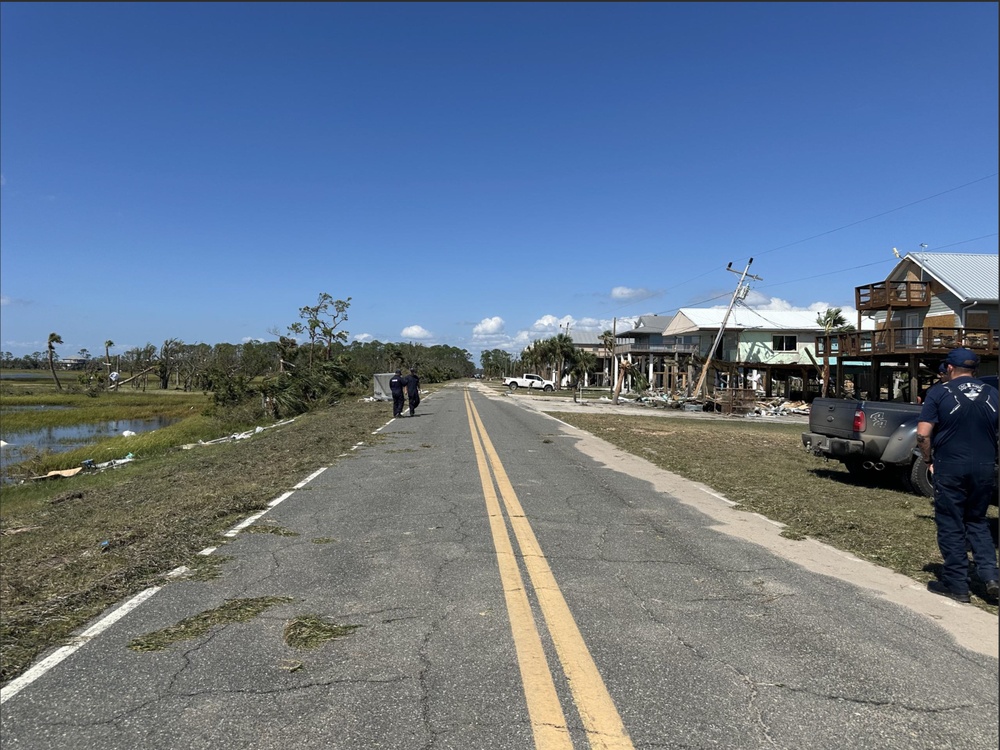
xmin=616 ymin=314 xmax=673 ymax=337
xmin=567 ymin=330 xmax=604 ymax=346
xmin=665 ymin=308 xmax=825 ymax=335
xmin=906 ymin=252 xmax=999 ymax=302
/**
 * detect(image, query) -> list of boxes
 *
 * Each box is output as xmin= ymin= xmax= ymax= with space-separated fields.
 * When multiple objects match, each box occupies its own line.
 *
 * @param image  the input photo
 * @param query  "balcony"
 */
xmin=614 ymin=342 xmax=701 ymax=356
xmin=816 ymin=327 xmax=999 ymax=358
xmin=855 ymin=280 xmax=930 ymax=312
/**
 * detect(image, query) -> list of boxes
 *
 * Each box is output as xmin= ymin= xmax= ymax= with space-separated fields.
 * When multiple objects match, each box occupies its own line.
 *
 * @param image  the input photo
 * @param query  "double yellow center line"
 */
xmin=464 ymin=390 xmax=633 ymax=750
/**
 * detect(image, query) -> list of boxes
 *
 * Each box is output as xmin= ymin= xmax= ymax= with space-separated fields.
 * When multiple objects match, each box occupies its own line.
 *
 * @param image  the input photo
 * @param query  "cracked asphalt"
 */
xmin=1 ymin=384 xmax=997 ymax=749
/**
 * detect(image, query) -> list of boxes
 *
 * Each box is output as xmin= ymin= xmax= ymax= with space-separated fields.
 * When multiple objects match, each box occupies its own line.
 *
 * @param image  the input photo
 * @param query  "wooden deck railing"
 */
xmin=816 ymin=328 xmax=999 ymax=357
xmin=855 ymin=280 xmax=930 ymax=311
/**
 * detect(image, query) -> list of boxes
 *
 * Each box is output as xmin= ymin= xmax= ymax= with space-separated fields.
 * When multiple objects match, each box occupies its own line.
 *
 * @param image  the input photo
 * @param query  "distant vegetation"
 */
xmin=2 ymin=293 xmax=476 ymax=421
xmin=480 ymin=329 xmax=610 ymax=389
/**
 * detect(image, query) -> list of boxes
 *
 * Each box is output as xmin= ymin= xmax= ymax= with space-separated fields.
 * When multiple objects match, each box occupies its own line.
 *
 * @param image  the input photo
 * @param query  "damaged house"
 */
xmin=817 ymin=251 xmax=999 ymax=401
xmin=613 ymin=308 xmax=872 ymax=400
xmin=661 ymin=307 xmax=862 ymax=400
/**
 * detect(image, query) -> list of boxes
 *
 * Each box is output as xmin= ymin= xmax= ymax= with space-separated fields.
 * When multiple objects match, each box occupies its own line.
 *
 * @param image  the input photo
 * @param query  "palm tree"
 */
xmin=815 ymin=308 xmax=853 ymax=398
xmin=47 ymin=332 xmax=63 ymax=391
xmin=600 ymin=329 xmax=615 ymax=388
xmin=521 ymin=341 xmax=544 ymax=375
xmin=570 ymin=349 xmax=597 ymax=388
xmin=550 ymin=333 xmax=575 ymax=389
xmin=104 ymin=340 xmax=116 ymax=389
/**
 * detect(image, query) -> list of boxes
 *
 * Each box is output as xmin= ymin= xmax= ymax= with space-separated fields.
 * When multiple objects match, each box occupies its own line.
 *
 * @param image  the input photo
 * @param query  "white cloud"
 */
xmin=353 ymin=333 xmax=373 ymax=343
xmin=531 ymin=314 xmax=575 ymax=333
xmin=611 ymin=286 xmax=650 ymax=300
xmin=401 ymin=325 xmax=433 ymax=340
xmin=742 ymin=292 xmax=815 ymax=311
xmin=0 ymin=295 xmax=9 ymax=306
xmin=473 ymin=316 xmax=505 ymax=336
xmin=740 ymin=292 xmax=858 ymax=317
xmin=743 ymin=292 xmax=795 ymax=311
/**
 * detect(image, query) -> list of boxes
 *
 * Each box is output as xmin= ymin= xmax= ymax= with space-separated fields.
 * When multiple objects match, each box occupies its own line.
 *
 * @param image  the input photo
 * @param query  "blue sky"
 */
xmin=2 ymin=3 xmax=997 ymax=363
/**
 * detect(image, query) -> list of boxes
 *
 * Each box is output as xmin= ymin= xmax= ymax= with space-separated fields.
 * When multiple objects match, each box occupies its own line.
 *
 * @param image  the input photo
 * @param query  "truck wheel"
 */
xmin=543 ymin=384 xmax=553 ymax=392
xmin=908 ymin=457 xmax=934 ymax=498
xmin=508 ymin=382 xmax=518 ymax=390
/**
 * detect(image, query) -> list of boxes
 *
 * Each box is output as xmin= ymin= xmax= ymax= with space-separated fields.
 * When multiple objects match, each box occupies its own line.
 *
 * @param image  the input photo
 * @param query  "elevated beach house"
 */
xmin=817 ymin=251 xmax=998 ymax=400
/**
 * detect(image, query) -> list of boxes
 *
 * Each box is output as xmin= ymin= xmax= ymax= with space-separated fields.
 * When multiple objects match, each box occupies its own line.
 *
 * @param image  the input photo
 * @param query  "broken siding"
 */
xmin=729 ymin=330 xmax=818 ymax=365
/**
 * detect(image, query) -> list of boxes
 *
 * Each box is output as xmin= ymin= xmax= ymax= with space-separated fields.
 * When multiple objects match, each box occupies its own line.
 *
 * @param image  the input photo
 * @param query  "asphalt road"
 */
xmin=2 ymin=384 xmax=997 ymax=749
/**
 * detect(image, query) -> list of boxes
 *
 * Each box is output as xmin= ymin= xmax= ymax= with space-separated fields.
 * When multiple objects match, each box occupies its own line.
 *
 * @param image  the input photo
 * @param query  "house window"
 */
xmin=773 ymin=335 xmax=797 ymax=352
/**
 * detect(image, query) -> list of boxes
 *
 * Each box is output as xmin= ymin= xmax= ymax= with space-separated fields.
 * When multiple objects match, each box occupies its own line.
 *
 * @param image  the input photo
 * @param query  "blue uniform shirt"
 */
xmin=918 ymin=376 xmax=999 ymax=463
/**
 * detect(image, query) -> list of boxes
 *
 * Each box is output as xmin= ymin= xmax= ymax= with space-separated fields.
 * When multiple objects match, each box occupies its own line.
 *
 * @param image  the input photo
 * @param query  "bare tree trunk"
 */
xmin=47 ymin=356 xmax=63 ymax=391
xmin=612 ymin=359 xmax=627 ymax=405
xmin=110 ymin=366 xmax=157 ymax=389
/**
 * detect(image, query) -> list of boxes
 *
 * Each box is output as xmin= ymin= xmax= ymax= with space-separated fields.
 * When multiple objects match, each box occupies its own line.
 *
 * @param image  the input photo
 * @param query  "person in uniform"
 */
xmin=404 ymin=367 xmax=421 ymax=417
xmin=916 ymin=348 xmax=999 ymax=603
xmin=389 ymin=370 xmax=405 ymax=418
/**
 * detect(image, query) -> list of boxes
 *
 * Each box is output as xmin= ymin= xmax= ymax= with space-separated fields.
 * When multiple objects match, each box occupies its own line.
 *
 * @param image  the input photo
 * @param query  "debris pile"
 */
xmin=744 ymin=399 xmax=810 ymax=417
xmin=594 ymin=389 xmax=811 ymax=418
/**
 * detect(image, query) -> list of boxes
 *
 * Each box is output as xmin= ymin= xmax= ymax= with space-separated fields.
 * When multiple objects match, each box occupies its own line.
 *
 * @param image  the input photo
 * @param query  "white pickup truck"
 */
xmin=503 ymin=374 xmax=555 ymax=391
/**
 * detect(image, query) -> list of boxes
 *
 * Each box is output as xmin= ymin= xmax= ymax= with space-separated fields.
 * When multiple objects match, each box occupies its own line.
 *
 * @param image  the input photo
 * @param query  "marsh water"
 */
xmin=0 ymin=416 xmax=177 ymax=481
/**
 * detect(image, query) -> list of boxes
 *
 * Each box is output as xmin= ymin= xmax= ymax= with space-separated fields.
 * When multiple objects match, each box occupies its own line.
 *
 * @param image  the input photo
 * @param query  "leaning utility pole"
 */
xmin=691 ymin=258 xmax=763 ymax=399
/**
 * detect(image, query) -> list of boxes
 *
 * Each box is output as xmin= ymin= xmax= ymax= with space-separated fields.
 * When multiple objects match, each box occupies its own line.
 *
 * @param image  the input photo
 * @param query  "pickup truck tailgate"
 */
xmin=808 ymin=398 xmax=859 ymax=439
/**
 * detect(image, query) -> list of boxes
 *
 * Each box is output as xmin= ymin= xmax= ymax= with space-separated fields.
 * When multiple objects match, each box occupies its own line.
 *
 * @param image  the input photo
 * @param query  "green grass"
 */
xmin=1 ymin=390 xmax=209 ymax=432
xmin=283 ymin=615 xmax=360 ymax=650
xmin=0 ymin=395 xmax=391 ymax=685
xmin=128 ymin=597 xmax=294 ymax=652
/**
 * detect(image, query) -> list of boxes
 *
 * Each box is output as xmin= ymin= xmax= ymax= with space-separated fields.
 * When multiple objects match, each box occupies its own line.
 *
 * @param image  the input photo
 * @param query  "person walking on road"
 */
xmin=916 ymin=347 xmax=999 ymax=603
xmin=404 ymin=367 xmax=421 ymax=417
xmin=389 ymin=369 xmax=405 ymax=418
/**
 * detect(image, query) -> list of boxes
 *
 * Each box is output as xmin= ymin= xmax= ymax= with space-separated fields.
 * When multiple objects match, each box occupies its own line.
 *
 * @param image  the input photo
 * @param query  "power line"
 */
xmin=759 ymin=258 xmax=895 ymax=290
xmin=930 ymin=232 xmax=998 ymax=251
xmin=605 ymin=174 xmax=997 ymax=315
xmin=752 ymin=173 xmax=998 ymax=257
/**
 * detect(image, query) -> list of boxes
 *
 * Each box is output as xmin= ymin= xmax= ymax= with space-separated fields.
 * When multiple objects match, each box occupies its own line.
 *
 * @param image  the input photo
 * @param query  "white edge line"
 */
xmin=225 ymin=465 xmax=328 ymax=535
xmin=294 ymin=467 xmax=327 ymax=488
xmin=1 ymin=465 xmax=331 ymax=704
xmin=222 ymin=511 xmax=267 ymax=537
xmin=0 ymin=585 xmax=163 ymax=704
xmin=267 ymin=491 xmax=295 ymax=508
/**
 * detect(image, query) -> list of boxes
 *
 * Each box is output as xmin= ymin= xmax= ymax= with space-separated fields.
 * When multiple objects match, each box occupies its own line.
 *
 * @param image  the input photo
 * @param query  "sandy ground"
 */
xmin=473 ymin=383 xmax=999 ymax=660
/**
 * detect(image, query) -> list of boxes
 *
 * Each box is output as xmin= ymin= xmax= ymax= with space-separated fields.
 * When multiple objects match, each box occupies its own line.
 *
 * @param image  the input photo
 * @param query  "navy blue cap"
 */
xmin=944 ymin=347 xmax=980 ymax=368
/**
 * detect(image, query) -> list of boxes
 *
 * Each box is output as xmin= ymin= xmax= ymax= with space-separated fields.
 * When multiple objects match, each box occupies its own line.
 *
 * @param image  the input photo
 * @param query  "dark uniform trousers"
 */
xmin=933 ymin=460 xmax=999 ymax=594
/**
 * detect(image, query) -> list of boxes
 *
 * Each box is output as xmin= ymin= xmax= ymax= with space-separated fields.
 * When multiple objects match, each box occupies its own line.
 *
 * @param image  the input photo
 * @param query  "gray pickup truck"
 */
xmin=801 ymin=398 xmax=931 ymax=496
xmin=802 ymin=376 xmax=998 ymax=498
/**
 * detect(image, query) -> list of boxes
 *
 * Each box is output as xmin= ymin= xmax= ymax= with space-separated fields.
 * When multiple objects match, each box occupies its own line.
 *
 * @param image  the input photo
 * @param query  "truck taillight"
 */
xmin=853 ymin=410 xmax=866 ymax=432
